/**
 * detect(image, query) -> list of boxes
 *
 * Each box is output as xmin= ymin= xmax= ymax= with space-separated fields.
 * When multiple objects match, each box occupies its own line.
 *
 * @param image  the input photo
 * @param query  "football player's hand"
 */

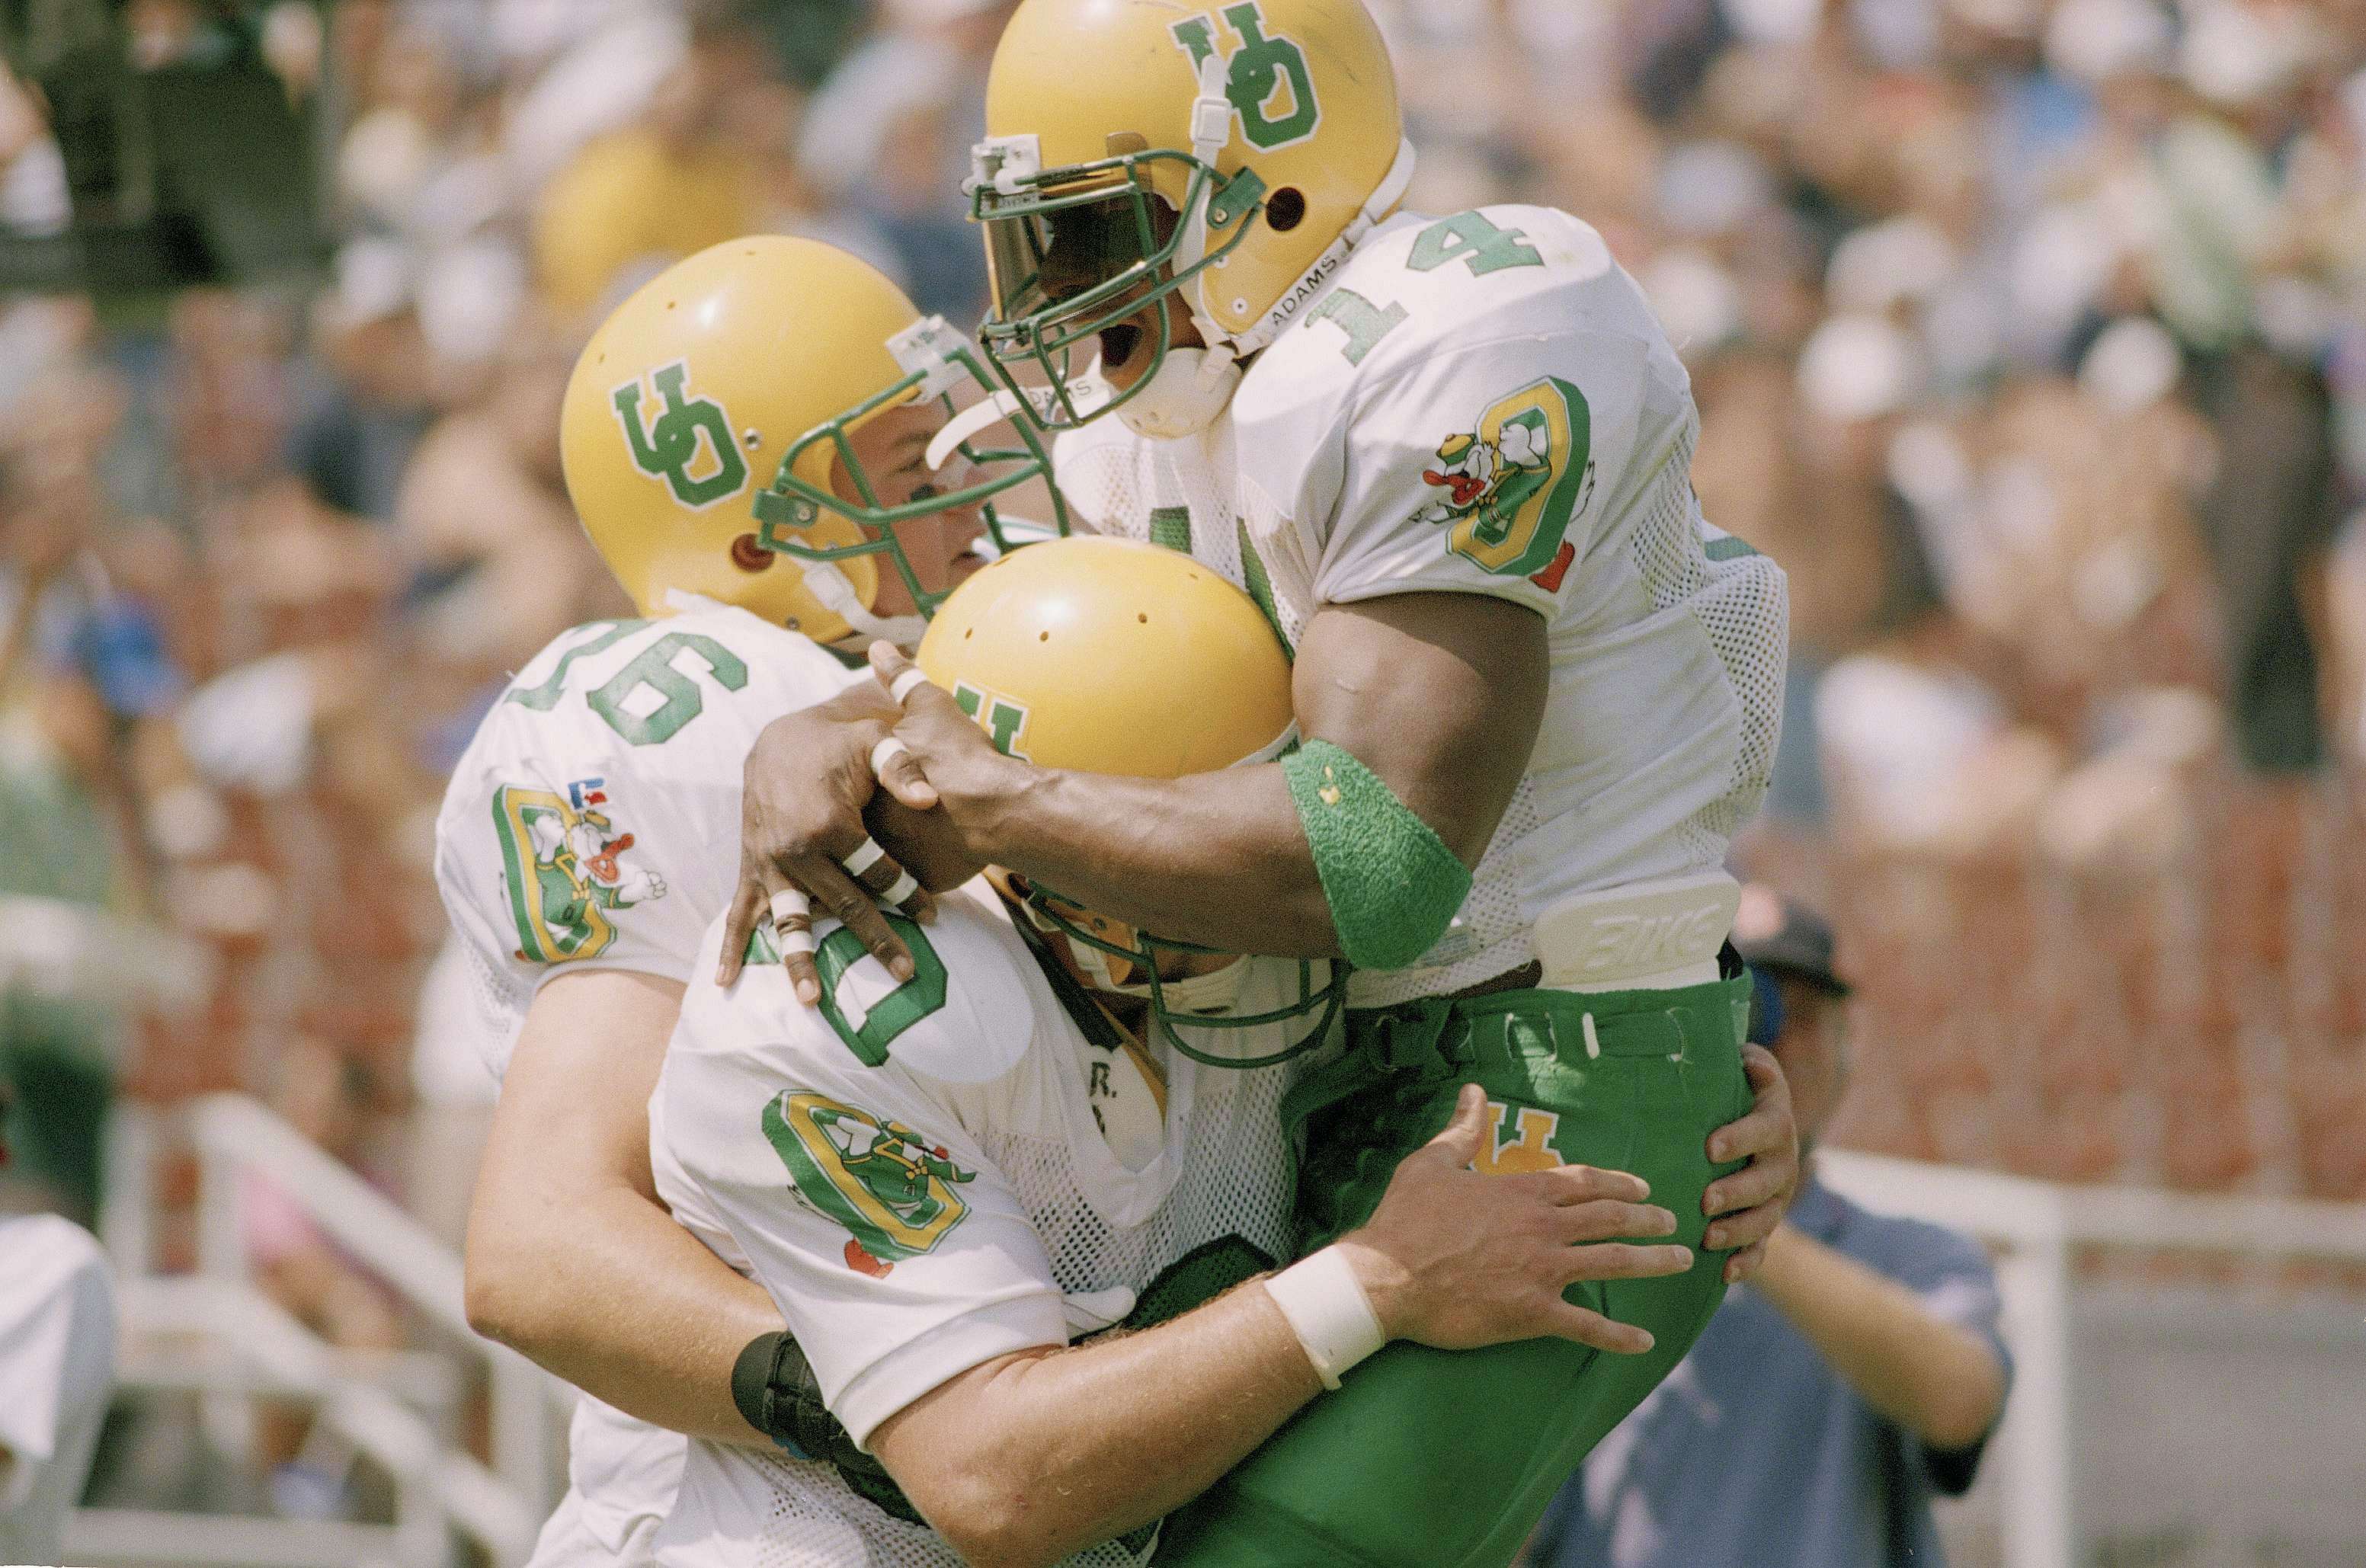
xmin=1701 ymin=1043 xmax=1799 ymax=1282
xmin=717 ymin=694 xmax=946 ymax=997
xmin=866 ymin=641 xmax=1036 ymax=811
xmin=1333 ymin=1084 xmax=1692 ymax=1355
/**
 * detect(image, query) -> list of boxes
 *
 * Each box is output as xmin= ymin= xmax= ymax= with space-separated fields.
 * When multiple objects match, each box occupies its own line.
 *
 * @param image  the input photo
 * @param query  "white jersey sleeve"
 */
xmin=0 ymin=1215 xmax=115 ymax=1568
xmin=1234 ymin=205 xmax=1701 ymax=623
xmin=652 ymin=891 xmax=1072 ymax=1449
xmin=433 ymin=604 xmax=864 ymax=1080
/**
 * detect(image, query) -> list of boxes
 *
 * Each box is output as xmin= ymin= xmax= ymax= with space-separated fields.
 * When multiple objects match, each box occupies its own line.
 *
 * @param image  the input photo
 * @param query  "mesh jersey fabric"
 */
xmin=651 ymin=894 xmax=1312 ymax=1567
xmin=1052 ymin=206 xmax=1786 ymax=1006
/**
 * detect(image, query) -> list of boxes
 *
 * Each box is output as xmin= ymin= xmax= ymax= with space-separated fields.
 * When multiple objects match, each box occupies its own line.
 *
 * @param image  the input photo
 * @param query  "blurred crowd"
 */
xmin=0 ymin=0 xmax=2362 ymax=1491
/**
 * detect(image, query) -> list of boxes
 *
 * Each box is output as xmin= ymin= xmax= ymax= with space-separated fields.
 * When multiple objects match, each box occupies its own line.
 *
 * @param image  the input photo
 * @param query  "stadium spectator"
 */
xmin=1527 ymin=886 xmax=2011 ymax=1568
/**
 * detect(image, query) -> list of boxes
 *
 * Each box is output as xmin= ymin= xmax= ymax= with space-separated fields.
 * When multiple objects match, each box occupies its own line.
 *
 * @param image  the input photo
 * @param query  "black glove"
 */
xmin=732 ymin=1330 xmax=925 ymax=1525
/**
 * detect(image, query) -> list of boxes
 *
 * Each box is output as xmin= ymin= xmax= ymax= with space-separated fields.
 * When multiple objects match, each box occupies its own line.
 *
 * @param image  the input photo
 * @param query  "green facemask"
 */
xmin=967 ymin=138 xmax=1268 ymax=434
xmin=751 ymin=316 xmax=1071 ymax=618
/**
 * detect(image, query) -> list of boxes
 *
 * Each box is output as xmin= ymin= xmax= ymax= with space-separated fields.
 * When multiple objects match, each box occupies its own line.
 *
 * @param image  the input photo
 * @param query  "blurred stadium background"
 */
xmin=0 ymin=0 xmax=2361 ymax=1564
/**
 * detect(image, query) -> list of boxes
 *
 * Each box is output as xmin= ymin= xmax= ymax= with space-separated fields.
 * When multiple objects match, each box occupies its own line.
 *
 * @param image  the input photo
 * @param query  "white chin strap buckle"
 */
xmin=886 ymin=315 xmax=976 ymax=402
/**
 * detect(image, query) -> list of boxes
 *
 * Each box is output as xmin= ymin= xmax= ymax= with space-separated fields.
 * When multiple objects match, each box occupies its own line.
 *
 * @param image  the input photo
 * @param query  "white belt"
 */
xmin=1532 ymin=870 xmax=1740 ymax=994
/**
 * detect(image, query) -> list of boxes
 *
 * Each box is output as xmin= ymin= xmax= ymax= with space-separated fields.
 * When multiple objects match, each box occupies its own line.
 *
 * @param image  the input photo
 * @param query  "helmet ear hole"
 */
xmin=728 ymin=533 xmax=775 ymax=574
xmin=1266 ymin=187 xmax=1306 ymax=232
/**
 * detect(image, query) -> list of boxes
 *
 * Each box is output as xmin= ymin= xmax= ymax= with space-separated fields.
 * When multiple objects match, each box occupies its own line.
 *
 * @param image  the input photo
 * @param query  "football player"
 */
xmin=719 ymin=2 xmax=1798 ymax=1562
xmin=434 ymin=234 xmax=1058 ymax=1566
xmin=649 ymin=536 xmax=1701 ymax=1568
xmin=438 ymin=229 xmax=1792 ymax=1568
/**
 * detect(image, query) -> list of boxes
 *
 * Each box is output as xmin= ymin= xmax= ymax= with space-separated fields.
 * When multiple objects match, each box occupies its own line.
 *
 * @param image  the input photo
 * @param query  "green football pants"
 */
xmin=1154 ymin=975 xmax=1753 ymax=1568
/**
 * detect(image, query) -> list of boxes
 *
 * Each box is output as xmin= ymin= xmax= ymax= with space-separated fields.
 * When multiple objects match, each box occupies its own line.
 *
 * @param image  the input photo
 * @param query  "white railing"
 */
xmin=83 ymin=1093 xmax=569 ymax=1568
xmin=1817 ymin=1149 xmax=2366 ymax=1568
xmin=81 ymin=1097 xmax=2366 ymax=1565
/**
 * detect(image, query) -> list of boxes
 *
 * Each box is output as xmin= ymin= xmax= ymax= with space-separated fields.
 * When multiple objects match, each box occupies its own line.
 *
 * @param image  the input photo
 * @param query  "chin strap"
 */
xmin=1218 ymin=136 xmax=1419 ymax=360
xmin=1116 ymin=345 xmax=1242 ymax=440
xmin=1115 ymin=62 xmax=1247 ymax=443
xmin=1012 ymin=890 xmax=1250 ymax=1015
xmin=1135 ymin=953 xmax=1253 ymax=1016
xmin=802 ymin=559 xmax=925 ymax=647
xmin=1172 ymin=53 xmax=1241 ymax=359
xmin=1068 ymin=930 xmax=1252 ymax=1016
xmin=924 ymin=388 xmax=1027 ymax=472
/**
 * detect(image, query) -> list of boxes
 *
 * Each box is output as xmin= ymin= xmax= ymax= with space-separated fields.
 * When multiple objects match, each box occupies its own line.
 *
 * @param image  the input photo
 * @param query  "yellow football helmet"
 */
xmin=560 ymin=236 xmax=1061 ymax=644
xmin=967 ymin=0 xmax=1414 ymax=435
xmin=916 ymin=535 xmax=1342 ymax=1065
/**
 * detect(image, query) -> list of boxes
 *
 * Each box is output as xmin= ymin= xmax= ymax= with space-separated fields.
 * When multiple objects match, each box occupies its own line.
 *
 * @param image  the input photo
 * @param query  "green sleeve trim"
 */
xmin=1282 ymin=740 xmax=1472 ymax=971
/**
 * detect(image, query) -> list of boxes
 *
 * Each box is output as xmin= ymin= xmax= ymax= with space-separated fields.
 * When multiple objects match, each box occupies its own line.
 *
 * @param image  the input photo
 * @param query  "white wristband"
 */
xmin=1262 ymin=1247 xmax=1385 ymax=1391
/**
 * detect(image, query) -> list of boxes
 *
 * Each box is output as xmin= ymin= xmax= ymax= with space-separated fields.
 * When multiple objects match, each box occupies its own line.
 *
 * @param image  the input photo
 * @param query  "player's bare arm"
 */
xmin=891 ymin=588 xmax=1544 ymax=958
xmin=721 ymin=623 xmax=1798 ymax=1278
xmin=464 ymin=968 xmax=781 ymax=1444
xmin=859 ymin=1086 xmax=1688 ymax=1568
xmin=720 ymin=589 xmax=1542 ymax=971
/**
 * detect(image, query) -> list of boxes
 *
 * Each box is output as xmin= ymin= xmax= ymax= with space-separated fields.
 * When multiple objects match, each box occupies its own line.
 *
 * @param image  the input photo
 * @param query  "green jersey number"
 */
xmin=1305 ymin=288 xmax=1407 ymax=366
xmin=587 ymin=632 xmax=749 ymax=746
xmin=504 ymin=621 xmax=643 ymax=712
xmin=1407 ymin=211 xmax=1543 ymax=278
xmin=1303 ymin=214 xmax=1543 ymax=368
xmin=742 ymin=910 xmax=949 ymax=1066
xmin=817 ymin=913 xmax=949 ymax=1066
xmin=506 ymin=622 xmax=749 ymax=747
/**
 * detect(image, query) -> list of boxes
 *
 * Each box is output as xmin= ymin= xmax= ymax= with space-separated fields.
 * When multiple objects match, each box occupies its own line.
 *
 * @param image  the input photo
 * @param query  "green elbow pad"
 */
xmin=1282 ymin=739 xmax=1474 ymax=971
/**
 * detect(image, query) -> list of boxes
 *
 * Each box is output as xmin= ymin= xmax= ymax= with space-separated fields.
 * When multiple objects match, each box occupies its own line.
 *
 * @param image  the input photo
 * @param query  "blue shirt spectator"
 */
xmin=1531 ymin=888 xmax=2012 ymax=1568
xmin=1531 ymin=1178 xmax=2010 ymax=1568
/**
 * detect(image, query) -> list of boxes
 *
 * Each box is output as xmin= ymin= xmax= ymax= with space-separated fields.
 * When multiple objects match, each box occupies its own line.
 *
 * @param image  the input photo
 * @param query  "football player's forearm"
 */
xmin=1750 ymin=1225 xmax=2006 ymax=1451
xmin=942 ymin=592 xmax=1546 ymax=962
xmin=876 ymin=1279 xmax=1321 ymax=1568
xmin=465 ymin=963 xmax=785 ymax=1446
xmin=465 ymin=1183 xmax=783 ymax=1445
xmin=971 ymin=762 xmax=1342 ymax=955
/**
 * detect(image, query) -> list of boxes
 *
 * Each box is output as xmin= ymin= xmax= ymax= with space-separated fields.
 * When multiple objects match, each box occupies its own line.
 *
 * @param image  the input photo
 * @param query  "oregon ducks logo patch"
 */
xmin=951 ymin=680 xmax=1033 ymax=761
xmin=1411 ymin=377 xmax=1596 ymax=587
xmin=1474 ymin=1100 xmax=1565 ymax=1178
xmin=610 ymin=360 xmax=750 ymax=510
xmin=1169 ymin=2 xmax=1321 ymax=153
xmin=765 ymin=1093 xmax=975 ymax=1278
xmin=490 ymin=778 xmax=668 ymax=963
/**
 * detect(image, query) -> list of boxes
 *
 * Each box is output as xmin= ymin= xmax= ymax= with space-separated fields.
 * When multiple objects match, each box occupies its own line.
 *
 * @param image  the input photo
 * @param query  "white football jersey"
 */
xmin=648 ymin=888 xmax=1312 ymax=1568
xmin=432 ymin=599 xmax=864 ymax=1567
xmin=1056 ymin=205 xmax=1788 ymax=1006
xmin=434 ymin=600 xmax=866 ymax=1077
